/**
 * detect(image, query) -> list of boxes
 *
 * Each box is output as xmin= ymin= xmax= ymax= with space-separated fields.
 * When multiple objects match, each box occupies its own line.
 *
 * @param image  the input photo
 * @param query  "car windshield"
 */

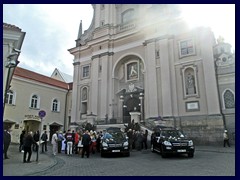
xmin=161 ymin=130 xmax=184 ymax=138
xmin=103 ymin=131 xmax=125 ymax=141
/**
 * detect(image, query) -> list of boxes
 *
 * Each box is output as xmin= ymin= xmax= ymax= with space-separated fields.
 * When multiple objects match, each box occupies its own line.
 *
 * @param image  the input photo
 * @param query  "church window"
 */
xmin=179 ymin=39 xmax=195 ymax=58
xmin=82 ymin=65 xmax=90 ymax=78
xmin=223 ymin=90 xmax=235 ymax=109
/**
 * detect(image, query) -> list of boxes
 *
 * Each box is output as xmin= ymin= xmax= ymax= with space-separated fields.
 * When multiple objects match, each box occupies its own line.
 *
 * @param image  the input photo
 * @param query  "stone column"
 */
xmin=71 ymin=62 xmax=80 ymax=125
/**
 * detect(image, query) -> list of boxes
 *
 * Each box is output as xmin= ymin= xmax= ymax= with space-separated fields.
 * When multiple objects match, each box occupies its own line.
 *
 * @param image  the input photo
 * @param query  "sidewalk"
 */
xmin=3 ymin=144 xmax=57 ymax=176
xmin=195 ymin=145 xmax=235 ymax=154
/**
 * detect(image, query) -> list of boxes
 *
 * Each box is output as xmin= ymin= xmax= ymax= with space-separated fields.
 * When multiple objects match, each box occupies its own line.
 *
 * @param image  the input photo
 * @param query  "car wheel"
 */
xmin=125 ymin=152 xmax=130 ymax=157
xmin=188 ymin=153 xmax=194 ymax=158
xmin=101 ymin=152 xmax=105 ymax=157
xmin=161 ymin=146 xmax=167 ymax=158
xmin=151 ymin=144 xmax=155 ymax=153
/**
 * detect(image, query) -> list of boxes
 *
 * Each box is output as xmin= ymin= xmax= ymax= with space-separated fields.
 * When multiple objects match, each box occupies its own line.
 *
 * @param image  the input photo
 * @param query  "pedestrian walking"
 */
xmin=23 ymin=131 xmax=38 ymax=163
xmin=57 ymin=131 xmax=64 ymax=153
xmin=223 ymin=129 xmax=230 ymax=147
xmin=136 ymin=131 xmax=143 ymax=151
xmin=142 ymin=129 xmax=148 ymax=149
xmin=127 ymin=129 xmax=133 ymax=151
xmin=51 ymin=130 xmax=58 ymax=156
xmin=33 ymin=130 xmax=40 ymax=152
xmin=3 ymin=127 xmax=11 ymax=159
xmin=19 ymin=130 xmax=26 ymax=152
xmin=65 ymin=130 xmax=74 ymax=156
xmin=41 ymin=130 xmax=48 ymax=153
xmin=82 ymin=130 xmax=91 ymax=158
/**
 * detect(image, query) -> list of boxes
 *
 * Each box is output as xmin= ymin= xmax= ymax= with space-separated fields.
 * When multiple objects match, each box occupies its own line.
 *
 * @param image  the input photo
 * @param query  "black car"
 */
xmin=151 ymin=127 xmax=195 ymax=158
xmin=100 ymin=127 xmax=130 ymax=157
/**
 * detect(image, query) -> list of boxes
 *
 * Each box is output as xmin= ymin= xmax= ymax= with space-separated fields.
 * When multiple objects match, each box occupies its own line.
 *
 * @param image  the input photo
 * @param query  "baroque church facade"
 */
xmin=68 ymin=4 xmax=234 ymax=144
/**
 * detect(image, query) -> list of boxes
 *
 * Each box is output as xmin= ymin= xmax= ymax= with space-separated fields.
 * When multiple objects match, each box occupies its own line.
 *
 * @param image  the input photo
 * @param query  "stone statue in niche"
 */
xmin=186 ymin=73 xmax=196 ymax=95
xmin=82 ymin=88 xmax=87 ymax=101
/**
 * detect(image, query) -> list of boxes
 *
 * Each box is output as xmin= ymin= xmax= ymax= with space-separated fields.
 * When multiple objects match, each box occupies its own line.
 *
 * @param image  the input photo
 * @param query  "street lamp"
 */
xmin=3 ymin=50 xmax=20 ymax=115
xmin=119 ymin=95 xmax=124 ymax=123
xmin=139 ymin=92 xmax=144 ymax=124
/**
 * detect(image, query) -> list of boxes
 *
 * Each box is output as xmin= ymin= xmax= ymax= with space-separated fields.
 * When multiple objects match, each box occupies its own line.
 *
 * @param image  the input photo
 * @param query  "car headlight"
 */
xmin=123 ymin=141 xmax=128 ymax=147
xmin=188 ymin=140 xmax=194 ymax=146
xmin=102 ymin=142 xmax=108 ymax=147
xmin=163 ymin=141 xmax=172 ymax=146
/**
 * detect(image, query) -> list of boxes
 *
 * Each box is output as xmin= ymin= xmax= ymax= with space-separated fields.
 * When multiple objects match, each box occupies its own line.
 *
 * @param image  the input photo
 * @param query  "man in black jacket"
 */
xmin=81 ymin=130 xmax=91 ymax=158
xmin=41 ymin=131 xmax=48 ymax=153
xmin=23 ymin=131 xmax=38 ymax=163
xmin=3 ymin=127 xmax=11 ymax=159
xmin=19 ymin=130 xmax=26 ymax=152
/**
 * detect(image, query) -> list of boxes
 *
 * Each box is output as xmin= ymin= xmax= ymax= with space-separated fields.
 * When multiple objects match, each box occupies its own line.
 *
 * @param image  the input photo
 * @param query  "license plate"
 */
xmin=112 ymin=150 xmax=120 ymax=152
xmin=177 ymin=149 xmax=186 ymax=152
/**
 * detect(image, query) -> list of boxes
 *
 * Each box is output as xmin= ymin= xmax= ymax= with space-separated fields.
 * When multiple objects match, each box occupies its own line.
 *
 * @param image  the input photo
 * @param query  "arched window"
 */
xmin=6 ymin=90 xmax=14 ymax=105
xmin=122 ymin=9 xmax=135 ymax=23
xmin=52 ymin=99 xmax=59 ymax=112
xmin=30 ymin=94 xmax=39 ymax=109
xmin=223 ymin=90 xmax=235 ymax=109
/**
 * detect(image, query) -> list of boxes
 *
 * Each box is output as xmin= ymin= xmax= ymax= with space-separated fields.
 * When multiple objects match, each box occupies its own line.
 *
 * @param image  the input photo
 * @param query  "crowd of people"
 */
xmin=3 ymin=125 xmax=232 ymax=163
xmin=51 ymin=129 xmax=101 ymax=158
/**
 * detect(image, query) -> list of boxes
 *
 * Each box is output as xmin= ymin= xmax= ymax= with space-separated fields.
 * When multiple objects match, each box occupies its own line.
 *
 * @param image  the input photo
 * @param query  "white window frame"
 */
xmin=82 ymin=65 xmax=90 ymax=79
xmin=52 ymin=98 xmax=60 ymax=112
xmin=29 ymin=94 xmax=40 ymax=109
xmin=178 ymin=38 xmax=195 ymax=58
xmin=6 ymin=90 xmax=16 ymax=105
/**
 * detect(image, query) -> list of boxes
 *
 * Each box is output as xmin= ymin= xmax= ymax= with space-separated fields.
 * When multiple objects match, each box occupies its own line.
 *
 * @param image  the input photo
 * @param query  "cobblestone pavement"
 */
xmin=3 ymin=144 xmax=235 ymax=176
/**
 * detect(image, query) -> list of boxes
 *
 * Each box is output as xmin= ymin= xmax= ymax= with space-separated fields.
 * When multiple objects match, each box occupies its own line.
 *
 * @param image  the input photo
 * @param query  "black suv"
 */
xmin=151 ymin=127 xmax=195 ymax=158
xmin=100 ymin=127 xmax=130 ymax=157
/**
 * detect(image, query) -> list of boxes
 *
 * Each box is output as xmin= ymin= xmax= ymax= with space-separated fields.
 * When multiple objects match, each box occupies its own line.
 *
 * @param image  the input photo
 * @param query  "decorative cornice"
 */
xmin=73 ymin=62 xmax=80 ymax=66
xmin=91 ymin=52 xmax=114 ymax=60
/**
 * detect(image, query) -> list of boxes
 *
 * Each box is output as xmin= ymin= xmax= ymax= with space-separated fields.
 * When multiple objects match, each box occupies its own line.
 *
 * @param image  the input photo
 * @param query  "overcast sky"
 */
xmin=3 ymin=4 xmax=235 ymax=77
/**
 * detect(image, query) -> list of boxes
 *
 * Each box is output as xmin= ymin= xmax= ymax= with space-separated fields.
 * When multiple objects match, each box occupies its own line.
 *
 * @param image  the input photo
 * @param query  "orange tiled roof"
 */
xmin=3 ymin=22 xmax=22 ymax=32
xmin=14 ymin=67 xmax=70 ymax=90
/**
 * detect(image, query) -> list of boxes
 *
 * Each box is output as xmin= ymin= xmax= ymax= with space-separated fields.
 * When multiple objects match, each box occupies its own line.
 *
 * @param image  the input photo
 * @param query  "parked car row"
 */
xmin=99 ymin=126 xmax=195 ymax=158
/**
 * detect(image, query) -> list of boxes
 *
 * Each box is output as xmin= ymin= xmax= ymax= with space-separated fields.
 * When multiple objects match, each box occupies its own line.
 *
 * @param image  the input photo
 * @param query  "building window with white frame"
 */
xmin=82 ymin=65 xmax=90 ymax=78
xmin=30 ymin=94 xmax=39 ymax=109
xmin=223 ymin=90 xmax=235 ymax=109
xmin=6 ymin=90 xmax=14 ymax=105
xmin=179 ymin=39 xmax=195 ymax=57
xmin=52 ymin=99 xmax=59 ymax=112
